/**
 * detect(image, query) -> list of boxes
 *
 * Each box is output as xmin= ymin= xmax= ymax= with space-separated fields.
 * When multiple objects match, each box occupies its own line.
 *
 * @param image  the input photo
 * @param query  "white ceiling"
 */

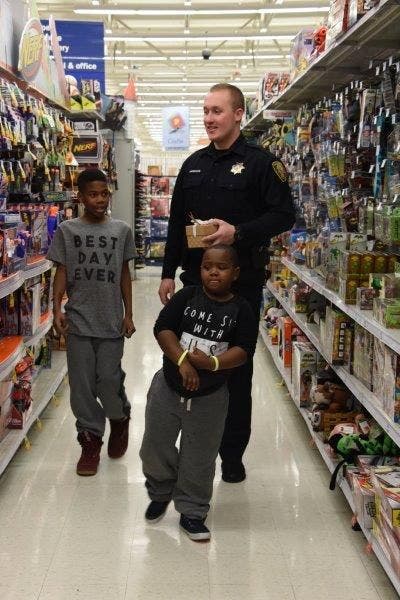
xmin=37 ymin=0 xmax=329 ymax=152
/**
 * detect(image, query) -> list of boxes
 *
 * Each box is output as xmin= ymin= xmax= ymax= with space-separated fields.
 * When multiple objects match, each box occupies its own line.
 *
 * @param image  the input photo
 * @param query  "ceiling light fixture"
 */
xmin=105 ymin=34 xmax=294 ymax=42
xmin=132 ymin=81 xmax=260 ymax=88
xmin=75 ymin=7 xmax=330 ymax=16
xmin=104 ymin=54 xmax=288 ymax=61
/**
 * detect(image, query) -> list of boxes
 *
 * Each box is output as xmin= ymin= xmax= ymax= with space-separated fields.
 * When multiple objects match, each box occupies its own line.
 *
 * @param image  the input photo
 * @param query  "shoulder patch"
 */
xmin=272 ymin=161 xmax=288 ymax=183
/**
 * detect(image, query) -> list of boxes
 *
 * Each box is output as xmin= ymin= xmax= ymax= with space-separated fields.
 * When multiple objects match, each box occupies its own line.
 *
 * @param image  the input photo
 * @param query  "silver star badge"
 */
xmin=230 ymin=162 xmax=245 ymax=175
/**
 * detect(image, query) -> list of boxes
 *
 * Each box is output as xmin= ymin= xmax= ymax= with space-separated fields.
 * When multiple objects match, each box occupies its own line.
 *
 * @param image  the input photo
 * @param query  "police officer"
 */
xmin=159 ymin=83 xmax=295 ymax=483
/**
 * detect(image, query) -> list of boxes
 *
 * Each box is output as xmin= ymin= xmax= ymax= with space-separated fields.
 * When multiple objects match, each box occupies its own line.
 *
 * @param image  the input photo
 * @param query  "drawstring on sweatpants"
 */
xmin=180 ymin=397 xmax=192 ymax=412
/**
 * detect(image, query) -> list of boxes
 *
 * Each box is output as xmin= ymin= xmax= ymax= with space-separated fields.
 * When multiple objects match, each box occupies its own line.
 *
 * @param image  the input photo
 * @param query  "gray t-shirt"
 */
xmin=47 ymin=217 xmax=135 ymax=338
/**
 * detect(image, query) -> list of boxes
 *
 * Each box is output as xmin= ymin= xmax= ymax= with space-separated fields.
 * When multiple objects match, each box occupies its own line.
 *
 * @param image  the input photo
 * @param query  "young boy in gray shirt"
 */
xmin=47 ymin=169 xmax=136 ymax=476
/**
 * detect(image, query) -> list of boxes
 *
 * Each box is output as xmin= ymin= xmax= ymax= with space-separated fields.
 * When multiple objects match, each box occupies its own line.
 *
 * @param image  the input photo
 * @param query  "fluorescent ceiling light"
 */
xmin=104 ymin=54 xmax=287 ymax=61
xmin=119 ymin=90 xmax=256 ymax=96
xmin=105 ymin=35 xmax=294 ymax=42
xmin=124 ymin=82 xmax=259 ymax=88
xmin=75 ymin=7 xmax=329 ymax=16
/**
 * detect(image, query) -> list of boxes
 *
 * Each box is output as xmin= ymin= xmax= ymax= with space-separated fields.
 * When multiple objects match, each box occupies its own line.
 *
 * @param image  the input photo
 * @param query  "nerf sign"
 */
xmin=72 ymin=135 xmax=102 ymax=163
xmin=18 ymin=18 xmax=44 ymax=80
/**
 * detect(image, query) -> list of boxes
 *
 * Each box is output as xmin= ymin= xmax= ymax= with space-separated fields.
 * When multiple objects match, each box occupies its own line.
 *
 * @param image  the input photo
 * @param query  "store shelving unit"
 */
xmin=243 ymin=0 xmax=400 ymax=129
xmin=266 ymin=279 xmax=400 ymax=445
xmin=281 ymin=257 xmax=400 ymax=356
xmin=0 ymin=259 xmax=53 ymax=300
xmin=0 ymin=350 xmax=67 ymax=477
xmin=259 ymin=305 xmax=400 ymax=594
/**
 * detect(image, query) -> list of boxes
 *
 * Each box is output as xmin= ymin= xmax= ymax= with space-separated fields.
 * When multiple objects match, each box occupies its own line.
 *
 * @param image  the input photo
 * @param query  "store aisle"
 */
xmin=0 ymin=268 xmax=398 ymax=600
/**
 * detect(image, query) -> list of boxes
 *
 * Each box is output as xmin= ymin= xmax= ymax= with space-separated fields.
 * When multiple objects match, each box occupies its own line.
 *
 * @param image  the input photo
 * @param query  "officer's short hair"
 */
xmin=209 ymin=83 xmax=245 ymax=112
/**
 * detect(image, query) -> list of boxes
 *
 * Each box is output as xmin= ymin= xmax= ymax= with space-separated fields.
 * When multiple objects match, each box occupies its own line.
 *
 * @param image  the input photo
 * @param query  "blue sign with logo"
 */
xmin=162 ymin=106 xmax=190 ymax=150
xmin=41 ymin=20 xmax=105 ymax=93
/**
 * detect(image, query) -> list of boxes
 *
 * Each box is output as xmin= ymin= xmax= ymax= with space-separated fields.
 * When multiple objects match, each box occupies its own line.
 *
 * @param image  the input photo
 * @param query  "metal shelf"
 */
xmin=266 ymin=279 xmax=400 ymax=447
xmin=24 ymin=314 xmax=53 ymax=348
xmin=0 ymin=271 xmax=24 ymax=301
xmin=69 ymin=110 xmax=104 ymax=122
xmin=0 ymin=351 xmax=67 ymax=477
xmin=281 ymin=257 xmax=400 ymax=356
xmin=0 ymin=261 xmax=52 ymax=301
xmin=243 ymin=0 xmax=400 ymax=128
xmin=0 ymin=339 xmax=25 ymax=382
xmin=259 ymin=321 xmax=400 ymax=595
xmin=24 ymin=259 xmax=52 ymax=280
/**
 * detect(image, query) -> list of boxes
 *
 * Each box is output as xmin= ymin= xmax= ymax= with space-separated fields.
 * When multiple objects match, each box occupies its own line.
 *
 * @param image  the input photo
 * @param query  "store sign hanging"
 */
xmin=41 ymin=20 xmax=105 ymax=93
xmin=18 ymin=18 xmax=44 ymax=80
xmin=162 ymin=106 xmax=190 ymax=150
xmin=72 ymin=134 xmax=102 ymax=163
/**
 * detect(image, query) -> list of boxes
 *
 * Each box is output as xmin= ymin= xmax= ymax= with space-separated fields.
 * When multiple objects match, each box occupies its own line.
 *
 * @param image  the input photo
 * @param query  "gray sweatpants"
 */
xmin=140 ymin=369 xmax=229 ymax=520
xmin=66 ymin=334 xmax=130 ymax=438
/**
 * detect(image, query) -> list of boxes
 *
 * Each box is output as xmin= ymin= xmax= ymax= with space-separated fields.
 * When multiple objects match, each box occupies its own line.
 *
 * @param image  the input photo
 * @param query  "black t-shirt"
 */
xmin=154 ymin=286 xmax=258 ymax=398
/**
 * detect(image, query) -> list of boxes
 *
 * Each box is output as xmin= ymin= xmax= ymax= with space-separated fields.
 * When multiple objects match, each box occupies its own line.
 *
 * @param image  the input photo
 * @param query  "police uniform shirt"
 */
xmin=162 ymin=133 xmax=296 ymax=287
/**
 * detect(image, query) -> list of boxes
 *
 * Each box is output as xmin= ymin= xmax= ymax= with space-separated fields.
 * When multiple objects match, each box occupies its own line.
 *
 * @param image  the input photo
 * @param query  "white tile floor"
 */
xmin=0 ymin=268 xmax=398 ymax=600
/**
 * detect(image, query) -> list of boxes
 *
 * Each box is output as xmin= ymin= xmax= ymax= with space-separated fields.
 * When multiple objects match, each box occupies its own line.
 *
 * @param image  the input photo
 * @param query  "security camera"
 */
xmin=202 ymin=48 xmax=211 ymax=60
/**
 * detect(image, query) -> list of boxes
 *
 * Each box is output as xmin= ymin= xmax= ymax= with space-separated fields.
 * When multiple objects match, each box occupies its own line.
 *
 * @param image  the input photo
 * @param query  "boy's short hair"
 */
xmin=203 ymin=244 xmax=239 ymax=267
xmin=209 ymin=83 xmax=245 ymax=111
xmin=77 ymin=169 xmax=108 ymax=192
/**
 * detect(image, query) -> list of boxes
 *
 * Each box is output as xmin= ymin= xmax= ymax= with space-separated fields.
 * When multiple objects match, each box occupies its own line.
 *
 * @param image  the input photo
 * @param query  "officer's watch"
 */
xmin=233 ymin=225 xmax=243 ymax=243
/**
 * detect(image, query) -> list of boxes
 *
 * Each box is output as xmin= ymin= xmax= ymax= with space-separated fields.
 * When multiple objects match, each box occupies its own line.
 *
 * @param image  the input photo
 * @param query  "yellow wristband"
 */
xmin=211 ymin=355 xmax=219 ymax=372
xmin=177 ymin=350 xmax=188 ymax=366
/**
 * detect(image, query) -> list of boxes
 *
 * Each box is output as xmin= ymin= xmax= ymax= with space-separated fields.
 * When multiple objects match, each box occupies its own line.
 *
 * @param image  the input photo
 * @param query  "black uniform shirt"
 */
xmin=162 ymin=133 xmax=296 ymax=287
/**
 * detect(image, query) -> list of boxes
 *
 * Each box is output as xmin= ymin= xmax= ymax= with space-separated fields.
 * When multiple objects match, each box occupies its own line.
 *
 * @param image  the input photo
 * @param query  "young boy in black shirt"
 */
xmin=140 ymin=245 xmax=258 ymax=541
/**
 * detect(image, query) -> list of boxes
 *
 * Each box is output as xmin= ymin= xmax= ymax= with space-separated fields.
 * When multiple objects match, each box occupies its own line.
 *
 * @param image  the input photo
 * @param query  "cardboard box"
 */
xmin=186 ymin=223 xmax=218 ymax=248
xmin=353 ymin=324 xmax=374 ymax=390
xmin=353 ymin=474 xmax=375 ymax=530
xmin=278 ymin=316 xmax=294 ymax=368
xmin=147 ymin=165 xmax=161 ymax=176
xmin=19 ymin=281 xmax=41 ymax=336
xmin=373 ymin=298 xmax=400 ymax=328
xmin=338 ymin=274 xmax=360 ymax=304
xmin=291 ymin=341 xmax=318 ymax=406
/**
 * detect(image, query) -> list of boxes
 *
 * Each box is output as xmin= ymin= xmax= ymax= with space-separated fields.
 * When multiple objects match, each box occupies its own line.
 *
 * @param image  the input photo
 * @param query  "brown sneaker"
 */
xmin=108 ymin=416 xmax=130 ymax=459
xmin=76 ymin=431 xmax=103 ymax=476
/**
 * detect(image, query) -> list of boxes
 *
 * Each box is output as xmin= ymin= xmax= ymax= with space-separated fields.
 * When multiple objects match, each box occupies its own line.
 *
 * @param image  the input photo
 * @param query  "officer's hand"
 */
xmin=159 ymin=278 xmax=175 ymax=305
xmin=203 ymin=219 xmax=235 ymax=246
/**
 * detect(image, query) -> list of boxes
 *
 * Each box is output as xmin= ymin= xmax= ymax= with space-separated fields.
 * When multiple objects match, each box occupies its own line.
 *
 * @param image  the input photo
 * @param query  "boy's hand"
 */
xmin=179 ymin=361 xmax=199 ymax=391
xmin=187 ymin=348 xmax=213 ymax=371
xmin=122 ymin=316 xmax=136 ymax=338
xmin=53 ymin=312 xmax=69 ymax=336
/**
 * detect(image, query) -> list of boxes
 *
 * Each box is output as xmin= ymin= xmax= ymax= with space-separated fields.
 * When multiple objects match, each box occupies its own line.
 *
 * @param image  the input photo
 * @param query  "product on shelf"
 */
xmin=320 ymin=306 xmax=353 ymax=364
xmin=373 ymin=298 xmax=400 ymax=329
xmin=292 ymin=341 xmax=318 ymax=406
xmin=289 ymin=29 xmax=314 ymax=81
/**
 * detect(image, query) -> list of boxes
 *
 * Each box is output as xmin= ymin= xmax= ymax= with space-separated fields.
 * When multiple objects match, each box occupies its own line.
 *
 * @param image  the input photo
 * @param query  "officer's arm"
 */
xmin=162 ymin=169 xmax=185 ymax=280
xmin=238 ymin=159 xmax=296 ymax=247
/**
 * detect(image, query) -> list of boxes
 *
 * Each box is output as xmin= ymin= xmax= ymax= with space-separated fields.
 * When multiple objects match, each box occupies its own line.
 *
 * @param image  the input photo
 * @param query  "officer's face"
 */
xmin=203 ymin=90 xmax=243 ymax=149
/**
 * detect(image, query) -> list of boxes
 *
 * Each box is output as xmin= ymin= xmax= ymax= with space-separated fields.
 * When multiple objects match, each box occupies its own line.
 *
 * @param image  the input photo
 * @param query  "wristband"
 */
xmin=211 ymin=355 xmax=219 ymax=371
xmin=177 ymin=350 xmax=188 ymax=366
